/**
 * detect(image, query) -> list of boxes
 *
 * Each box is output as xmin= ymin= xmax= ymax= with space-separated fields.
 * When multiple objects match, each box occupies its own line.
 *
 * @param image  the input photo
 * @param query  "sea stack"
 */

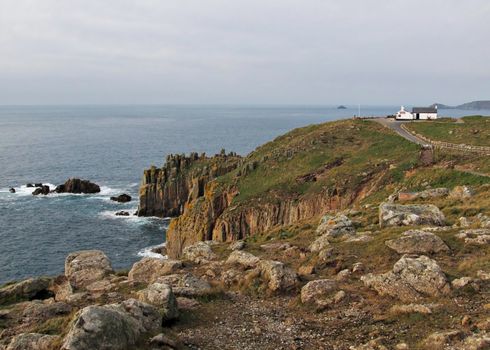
xmin=55 ymin=178 xmax=101 ymax=194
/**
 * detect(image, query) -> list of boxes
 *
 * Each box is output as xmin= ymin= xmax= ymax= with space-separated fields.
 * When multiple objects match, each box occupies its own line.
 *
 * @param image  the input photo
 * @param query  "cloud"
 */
xmin=0 ymin=0 xmax=489 ymax=104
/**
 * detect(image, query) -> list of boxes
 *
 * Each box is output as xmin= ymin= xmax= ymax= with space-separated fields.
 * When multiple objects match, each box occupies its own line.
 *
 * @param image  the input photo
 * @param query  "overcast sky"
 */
xmin=0 ymin=0 xmax=489 ymax=105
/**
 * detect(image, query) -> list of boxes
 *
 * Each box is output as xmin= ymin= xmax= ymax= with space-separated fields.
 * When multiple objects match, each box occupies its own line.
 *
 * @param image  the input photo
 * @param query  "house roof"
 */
xmin=412 ymin=107 xmax=437 ymax=113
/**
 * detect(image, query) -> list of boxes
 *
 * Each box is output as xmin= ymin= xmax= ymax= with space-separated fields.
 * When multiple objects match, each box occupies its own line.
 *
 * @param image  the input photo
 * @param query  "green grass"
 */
xmin=405 ymin=115 xmax=490 ymax=147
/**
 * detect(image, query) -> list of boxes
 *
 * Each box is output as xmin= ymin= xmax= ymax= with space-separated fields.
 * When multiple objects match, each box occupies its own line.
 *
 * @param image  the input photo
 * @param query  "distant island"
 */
xmin=337 ymin=105 xmax=347 ymax=109
xmin=430 ymin=100 xmax=490 ymax=110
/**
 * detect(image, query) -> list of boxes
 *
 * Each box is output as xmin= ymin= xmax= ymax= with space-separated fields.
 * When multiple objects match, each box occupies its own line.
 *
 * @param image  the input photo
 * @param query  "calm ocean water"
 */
xmin=0 ymin=105 xmax=487 ymax=284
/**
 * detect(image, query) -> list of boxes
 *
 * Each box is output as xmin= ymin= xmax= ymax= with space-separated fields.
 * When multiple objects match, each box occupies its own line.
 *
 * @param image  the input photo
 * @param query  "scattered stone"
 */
xmin=149 ymin=333 xmax=180 ymax=349
xmin=32 ymin=185 xmax=50 ymax=195
xmin=136 ymin=282 xmax=178 ymax=321
xmin=6 ymin=333 xmax=60 ymax=350
xmin=336 ymin=269 xmax=351 ymax=281
xmin=459 ymin=217 xmax=471 ymax=228
xmin=456 ymin=229 xmax=490 ymax=245
xmin=65 ymin=250 xmax=113 ymax=290
xmin=156 ymin=273 xmax=212 ymax=297
xmin=0 ymin=277 xmax=53 ymax=305
xmin=300 ymin=279 xmax=337 ymax=304
xmin=422 ymin=330 xmax=465 ymax=349
xmin=257 ymin=260 xmax=298 ymax=292
xmin=385 ymin=230 xmax=450 ymax=254
xmin=309 ymin=234 xmax=330 ymax=252
xmin=379 ymin=203 xmax=445 ymax=228
xmin=316 ymin=213 xmax=355 ymax=238
xmin=182 ymin=242 xmax=217 ymax=264
xmin=128 ymin=258 xmax=182 ymax=284
xmin=260 ymin=242 xmax=291 ymax=250
xmin=110 ymin=193 xmax=132 ymax=203
xmin=352 ymin=262 xmax=364 ymax=273
xmin=229 ymin=240 xmax=246 ymax=251
xmin=318 ymin=248 xmax=334 ymax=262
xmin=297 ymin=264 xmax=315 ymax=276
xmin=226 ymin=250 xmax=260 ymax=269
xmin=115 ymin=211 xmax=130 ymax=216
xmin=176 ymin=297 xmax=200 ymax=311
xmin=389 ymin=303 xmax=433 ymax=314
xmin=361 ymin=255 xmax=450 ymax=302
xmin=477 ymin=270 xmax=490 ymax=281
xmin=55 ymin=178 xmax=100 ymax=194
xmin=450 ymin=185 xmax=475 ymax=199
xmin=452 ymin=277 xmax=473 ymax=289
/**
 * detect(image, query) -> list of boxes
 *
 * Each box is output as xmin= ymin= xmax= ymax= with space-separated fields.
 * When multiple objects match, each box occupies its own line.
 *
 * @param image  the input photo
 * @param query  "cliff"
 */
xmin=137 ymin=151 xmax=241 ymax=217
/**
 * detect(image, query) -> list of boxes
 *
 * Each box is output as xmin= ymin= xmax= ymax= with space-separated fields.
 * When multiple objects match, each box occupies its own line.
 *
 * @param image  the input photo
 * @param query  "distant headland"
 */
xmin=430 ymin=100 xmax=490 ymax=110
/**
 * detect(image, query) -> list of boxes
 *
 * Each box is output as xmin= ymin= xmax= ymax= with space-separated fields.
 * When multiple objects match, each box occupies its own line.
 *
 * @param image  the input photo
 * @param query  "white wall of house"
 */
xmin=395 ymin=106 xmax=414 ymax=120
xmin=417 ymin=113 xmax=438 ymax=120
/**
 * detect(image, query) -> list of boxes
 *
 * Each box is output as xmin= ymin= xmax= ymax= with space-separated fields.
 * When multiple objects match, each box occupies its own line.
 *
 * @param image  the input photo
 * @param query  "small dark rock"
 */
xmin=115 ymin=211 xmax=130 ymax=216
xmin=110 ymin=194 xmax=132 ymax=203
xmin=34 ymin=183 xmax=43 ymax=187
xmin=26 ymin=183 xmax=34 ymax=188
xmin=9 ymin=188 xmax=15 ymax=193
xmin=32 ymin=185 xmax=50 ymax=196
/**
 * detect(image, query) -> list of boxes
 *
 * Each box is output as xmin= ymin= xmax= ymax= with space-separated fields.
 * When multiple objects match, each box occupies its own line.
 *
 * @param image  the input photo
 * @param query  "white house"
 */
xmin=395 ymin=106 xmax=438 ymax=120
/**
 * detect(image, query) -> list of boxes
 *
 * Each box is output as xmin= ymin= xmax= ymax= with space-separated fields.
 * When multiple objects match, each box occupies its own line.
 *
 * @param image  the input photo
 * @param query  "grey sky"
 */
xmin=0 ymin=0 xmax=489 ymax=105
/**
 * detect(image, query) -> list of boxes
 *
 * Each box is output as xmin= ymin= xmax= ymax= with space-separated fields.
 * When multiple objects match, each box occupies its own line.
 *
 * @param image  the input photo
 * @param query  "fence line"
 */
xmin=400 ymin=124 xmax=490 ymax=156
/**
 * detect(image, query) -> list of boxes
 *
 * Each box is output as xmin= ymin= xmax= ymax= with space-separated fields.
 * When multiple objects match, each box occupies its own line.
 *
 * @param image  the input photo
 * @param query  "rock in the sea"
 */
xmin=136 ymin=282 xmax=178 ymax=321
xmin=9 ymin=187 xmax=15 ymax=193
xmin=128 ymin=257 xmax=183 ymax=284
xmin=361 ymin=255 xmax=450 ymax=302
xmin=385 ymin=230 xmax=450 ymax=254
xmin=26 ymin=183 xmax=34 ymax=188
xmin=55 ymin=178 xmax=100 ymax=194
xmin=65 ymin=250 xmax=113 ymax=290
xmin=257 ymin=260 xmax=298 ymax=292
xmin=156 ymin=273 xmax=212 ymax=297
xmin=316 ymin=213 xmax=355 ymax=238
xmin=182 ymin=241 xmax=217 ymax=264
xmin=32 ymin=185 xmax=50 ymax=196
xmin=0 ymin=277 xmax=53 ymax=305
xmin=379 ymin=203 xmax=445 ymax=228
xmin=61 ymin=299 xmax=161 ymax=350
xmin=226 ymin=250 xmax=260 ymax=269
xmin=110 ymin=194 xmax=132 ymax=203
xmin=115 ymin=211 xmax=130 ymax=216
xmin=300 ymin=279 xmax=337 ymax=304
xmin=7 ymin=333 xmax=60 ymax=350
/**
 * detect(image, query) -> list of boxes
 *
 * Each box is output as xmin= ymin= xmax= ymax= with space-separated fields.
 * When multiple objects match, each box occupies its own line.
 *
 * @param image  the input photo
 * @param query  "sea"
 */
xmin=0 ymin=105 xmax=488 ymax=284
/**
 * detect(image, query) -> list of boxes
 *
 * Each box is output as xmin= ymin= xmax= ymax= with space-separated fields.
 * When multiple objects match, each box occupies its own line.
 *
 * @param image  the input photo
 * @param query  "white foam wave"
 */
xmin=1 ymin=183 xmax=58 ymax=197
xmin=137 ymin=243 xmax=166 ymax=259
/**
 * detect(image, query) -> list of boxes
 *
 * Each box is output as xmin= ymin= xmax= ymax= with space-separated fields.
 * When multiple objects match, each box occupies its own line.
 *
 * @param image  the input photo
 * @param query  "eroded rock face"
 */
xmin=136 ymin=283 xmax=178 ymax=321
xmin=61 ymin=299 xmax=161 ymax=350
xmin=65 ymin=250 xmax=113 ymax=290
xmin=128 ymin=258 xmax=183 ymax=284
xmin=385 ymin=230 xmax=450 ymax=254
xmin=379 ymin=203 xmax=445 ymax=228
xmin=226 ymin=250 xmax=260 ymax=269
xmin=182 ymin=242 xmax=217 ymax=264
xmin=300 ymin=279 xmax=337 ymax=304
xmin=257 ymin=260 xmax=298 ymax=292
xmin=361 ymin=255 xmax=450 ymax=302
xmin=7 ymin=333 xmax=60 ymax=350
xmin=0 ymin=277 xmax=52 ymax=305
xmin=316 ymin=214 xmax=355 ymax=238
xmin=55 ymin=178 xmax=100 ymax=194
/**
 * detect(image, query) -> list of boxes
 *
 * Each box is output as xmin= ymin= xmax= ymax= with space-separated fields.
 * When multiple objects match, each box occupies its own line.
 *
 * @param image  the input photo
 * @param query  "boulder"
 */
xmin=65 ymin=250 xmax=113 ymax=290
xmin=156 ymin=273 xmax=212 ymax=297
xmin=22 ymin=300 xmax=72 ymax=321
xmin=9 ymin=187 xmax=15 ymax=193
xmin=110 ymin=194 xmax=132 ymax=203
xmin=55 ymin=178 xmax=100 ymax=194
xmin=0 ymin=277 xmax=53 ymax=305
xmin=452 ymin=277 xmax=473 ymax=289
xmin=136 ymin=283 xmax=178 ymax=321
xmin=7 ymin=333 xmax=61 ymax=350
xmin=182 ymin=241 xmax=217 ymax=264
xmin=128 ymin=258 xmax=182 ymax=284
xmin=300 ymin=279 xmax=337 ymax=304
xmin=257 ymin=260 xmax=298 ymax=292
xmin=316 ymin=214 xmax=355 ymax=238
xmin=229 ymin=240 xmax=246 ymax=251
xmin=115 ymin=211 xmax=130 ymax=216
xmin=385 ymin=230 xmax=450 ymax=254
xmin=32 ymin=185 xmax=50 ymax=196
xmin=379 ymin=203 xmax=445 ymax=228
xmin=450 ymin=186 xmax=475 ymax=200
xmin=226 ymin=250 xmax=260 ymax=269
xmin=361 ymin=255 xmax=450 ymax=302
xmin=61 ymin=299 xmax=161 ymax=350
xmin=309 ymin=234 xmax=330 ymax=253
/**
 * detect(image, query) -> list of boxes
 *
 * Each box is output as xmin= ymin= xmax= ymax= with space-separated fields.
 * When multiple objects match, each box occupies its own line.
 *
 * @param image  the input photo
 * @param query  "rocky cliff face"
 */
xmin=137 ymin=152 xmax=241 ymax=217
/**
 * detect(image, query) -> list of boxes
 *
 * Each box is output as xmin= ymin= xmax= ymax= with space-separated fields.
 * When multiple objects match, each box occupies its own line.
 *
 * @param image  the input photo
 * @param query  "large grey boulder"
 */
xmin=379 ymin=203 xmax=445 ymax=228
xmin=257 ymin=260 xmax=298 ymax=292
xmin=128 ymin=258 xmax=183 ymax=284
xmin=7 ymin=333 xmax=60 ymax=350
xmin=65 ymin=250 xmax=113 ymax=290
xmin=385 ymin=230 xmax=450 ymax=254
xmin=136 ymin=282 xmax=178 ymax=321
xmin=182 ymin=242 xmax=217 ymax=264
xmin=156 ymin=273 xmax=212 ymax=297
xmin=0 ymin=277 xmax=52 ymax=305
xmin=61 ymin=299 xmax=161 ymax=350
xmin=226 ymin=250 xmax=260 ymax=269
xmin=316 ymin=214 xmax=355 ymax=238
xmin=361 ymin=255 xmax=451 ymax=302
xmin=300 ymin=279 xmax=337 ymax=304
